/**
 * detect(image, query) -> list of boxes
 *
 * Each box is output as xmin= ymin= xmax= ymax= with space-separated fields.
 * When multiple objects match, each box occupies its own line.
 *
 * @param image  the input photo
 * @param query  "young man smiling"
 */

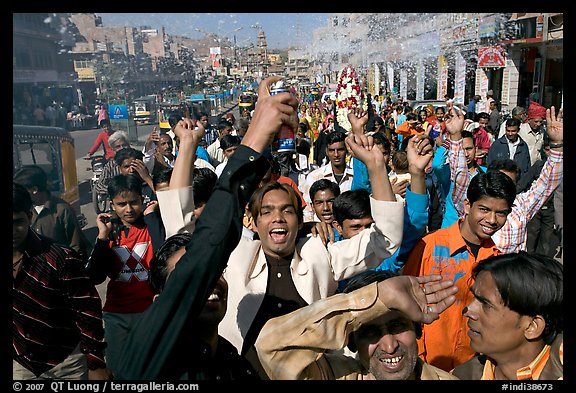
xmin=402 ymin=169 xmax=517 ymax=372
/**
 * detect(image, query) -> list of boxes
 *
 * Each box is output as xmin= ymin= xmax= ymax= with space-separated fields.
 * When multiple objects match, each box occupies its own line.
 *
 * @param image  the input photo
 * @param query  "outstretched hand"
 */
xmin=173 ymin=118 xmax=205 ymax=146
xmin=406 ymin=134 xmax=434 ymax=173
xmin=377 ymin=274 xmax=458 ymax=325
xmin=347 ymin=107 xmax=369 ymax=135
xmin=444 ymin=100 xmax=465 ymax=136
xmin=241 ymin=76 xmax=299 ymax=153
xmin=345 ymin=133 xmax=382 ymax=169
xmin=546 ymin=106 xmax=563 ymax=143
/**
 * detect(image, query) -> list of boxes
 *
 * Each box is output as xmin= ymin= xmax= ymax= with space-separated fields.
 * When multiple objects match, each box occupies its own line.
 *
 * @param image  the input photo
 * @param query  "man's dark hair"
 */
xmin=461 ymin=130 xmax=475 ymax=144
xmin=466 ymin=170 xmax=516 ymax=210
xmin=217 ymin=119 xmax=233 ymax=131
xmin=13 ymin=181 xmax=33 ymax=214
xmin=391 ymin=150 xmax=409 ymax=172
xmin=505 ymin=118 xmax=521 ymax=128
xmin=152 ymin=168 xmax=173 ymax=188
xmin=309 ymin=179 xmax=340 ymax=202
xmin=472 ymin=251 xmax=563 ymax=344
xmin=168 ymin=110 xmax=185 ymax=128
xmin=107 ymin=173 xmax=143 ymax=201
xmin=13 ymin=165 xmax=48 ymax=192
xmin=475 ymin=112 xmax=490 ymax=122
xmin=220 ymin=134 xmax=241 ymax=151
xmin=234 ymin=118 xmax=249 ymax=133
xmin=326 ymin=130 xmax=347 ymax=145
xmin=366 ymin=116 xmax=384 ymax=132
xmin=149 ymin=232 xmax=193 ymax=294
xmin=192 ymin=167 xmax=217 ymax=209
xmin=405 ymin=113 xmax=418 ymax=122
xmin=99 ymin=118 xmax=111 ymax=127
xmin=114 ymin=147 xmax=144 ymax=166
xmin=487 ymin=159 xmax=522 ymax=181
xmin=343 ymin=270 xmax=423 ymax=340
xmin=332 ymin=188 xmax=371 ymax=225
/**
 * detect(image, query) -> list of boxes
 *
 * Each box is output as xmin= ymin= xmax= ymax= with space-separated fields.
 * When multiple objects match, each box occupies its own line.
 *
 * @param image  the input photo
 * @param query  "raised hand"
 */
xmin=377 ymin=274 xmax=458 ymax=325
xmin=406 ymin=135 xmax=434 ymax=173
xmin=173 ymin=118 xmax=205 ymax=146
xmin=444 ymin=100 xmax=465 ymax=137
xmin=241 ymin=76 xmax=299 ymax=153
xmin=546 ymin=106 xmax=563 ymax=144
xmin=347 ymin=106 xmax=369 ymax=135
xmin=345 ymin=133 xmax=380 ymax=168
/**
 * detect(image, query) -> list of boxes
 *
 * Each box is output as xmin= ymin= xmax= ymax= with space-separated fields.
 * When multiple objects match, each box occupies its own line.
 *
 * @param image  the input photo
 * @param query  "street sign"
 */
xmin=109 ymin=104 xmax=129 ymax=120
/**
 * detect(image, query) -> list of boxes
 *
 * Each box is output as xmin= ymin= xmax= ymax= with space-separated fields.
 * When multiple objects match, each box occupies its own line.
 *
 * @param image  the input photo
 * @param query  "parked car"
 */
xmin=408 ymin=99 xmax=447 ymax=114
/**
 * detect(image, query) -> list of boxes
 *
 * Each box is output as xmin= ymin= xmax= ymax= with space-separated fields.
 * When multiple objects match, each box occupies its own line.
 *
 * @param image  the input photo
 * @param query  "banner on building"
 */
xmin=400 ymin=69 xmax=407 ymax=101
xmin=437 ymin=55 xmax=448 ymax=100
xmin=416 ymin=59 xmax=424 ymax=101
xmin=210 ymin=47 xmax=221 ymax=69
xmin=478 ymin=46 xmax=506 ymax=68
xmin=387 ymin=63 xmax=394 ymax=95
xmin=454 ymin=53 xmax=466 ymax=105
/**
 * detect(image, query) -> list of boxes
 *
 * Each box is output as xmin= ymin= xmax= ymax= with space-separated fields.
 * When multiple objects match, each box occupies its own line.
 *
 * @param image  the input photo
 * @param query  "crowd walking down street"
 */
xmin=14 ymin=14 xmax=563 ymax=380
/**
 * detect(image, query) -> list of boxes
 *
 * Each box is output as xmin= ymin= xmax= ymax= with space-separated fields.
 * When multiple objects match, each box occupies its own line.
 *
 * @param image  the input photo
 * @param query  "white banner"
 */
xmin=416 ymin=59 xmax=424 ymax=101
xmin=454 ymin=52 xmax=466 ymax=105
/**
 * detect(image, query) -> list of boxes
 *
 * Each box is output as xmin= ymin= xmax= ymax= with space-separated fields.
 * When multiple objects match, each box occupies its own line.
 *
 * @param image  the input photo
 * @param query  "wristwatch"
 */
xmin=549 ymin=143 xmax=563 ymax=148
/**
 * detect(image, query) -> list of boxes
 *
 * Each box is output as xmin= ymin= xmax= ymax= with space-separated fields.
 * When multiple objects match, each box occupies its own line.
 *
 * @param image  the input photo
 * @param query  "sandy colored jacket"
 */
xmin=220 ymin=195 xmax=405 ymax=353
xmin=255 ymin=282 xmax=458 ymax=380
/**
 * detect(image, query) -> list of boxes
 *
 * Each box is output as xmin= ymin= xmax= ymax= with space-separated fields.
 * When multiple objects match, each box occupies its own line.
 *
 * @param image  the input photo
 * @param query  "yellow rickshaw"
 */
xmin=238 ymin=92 xmax=256 ymax=113
xmin=13 ymin=124 xmax=86 ymax=227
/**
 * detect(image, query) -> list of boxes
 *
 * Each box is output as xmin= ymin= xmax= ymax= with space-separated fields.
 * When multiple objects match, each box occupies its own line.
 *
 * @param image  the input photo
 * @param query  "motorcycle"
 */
xmin=88 ymin=155 xmax=111 ymax=214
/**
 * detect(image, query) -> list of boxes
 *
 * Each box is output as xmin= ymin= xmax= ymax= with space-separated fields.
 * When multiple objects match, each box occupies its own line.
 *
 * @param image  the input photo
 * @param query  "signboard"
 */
xmin=501 ymin=66 xmax=510 ymax=106
xmin=76 ymin=67 xmax=96 ymax=82
xmin=387 ymin=63 xmax=394 ymax=95
xmin=437 ymin=55 xmax=448 ymax=100
xmin=400 ymin=69 xmax=407 ymax=101
xmin=109 ymin=104 xmax=129 ymax=120
xmin=210 ymin=47 xmax=221 ymax=68
xmin=454 ymin=53 xmax=466 ymax=105
xmin=416 ymin=59 xmax=424 ymax=101
xmin=478 ymin=46 xmax=506 ymax=68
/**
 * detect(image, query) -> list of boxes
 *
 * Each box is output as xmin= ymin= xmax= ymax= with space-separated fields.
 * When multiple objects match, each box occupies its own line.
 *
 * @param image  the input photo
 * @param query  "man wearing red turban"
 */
xmin=520 ymin=101 xmax=546 ymax=164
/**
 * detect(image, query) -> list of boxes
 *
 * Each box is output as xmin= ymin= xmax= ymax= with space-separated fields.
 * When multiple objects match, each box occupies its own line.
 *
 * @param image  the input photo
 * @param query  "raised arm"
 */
xmin=256 ymin=274 xmax=457 ymax=379
xmin=169 ymin=118 xmax=205 ymax=189
xmin=444 ymin=101 xmax=469 ymax=218
xmin=115 ymin=76 xmax=299 ymax=380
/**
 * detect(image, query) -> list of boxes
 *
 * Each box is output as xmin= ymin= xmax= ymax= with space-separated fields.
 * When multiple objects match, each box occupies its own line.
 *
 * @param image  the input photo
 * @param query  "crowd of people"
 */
xmin=13 ymin=76 xmax=563 ymax=382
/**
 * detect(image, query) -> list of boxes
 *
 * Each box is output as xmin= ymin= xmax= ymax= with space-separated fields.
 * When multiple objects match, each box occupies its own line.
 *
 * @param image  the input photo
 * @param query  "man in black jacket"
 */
xmin=114 ymin=76 xmax=300 ymax=380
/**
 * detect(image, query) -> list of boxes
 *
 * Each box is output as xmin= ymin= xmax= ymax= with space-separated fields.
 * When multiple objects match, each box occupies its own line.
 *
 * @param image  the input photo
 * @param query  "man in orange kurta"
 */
xmin=402 ymin=170 xmax=517 ymax=372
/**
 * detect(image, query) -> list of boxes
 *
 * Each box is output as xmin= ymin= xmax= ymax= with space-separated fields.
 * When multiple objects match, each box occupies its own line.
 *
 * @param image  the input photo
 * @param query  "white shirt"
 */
xmin=507 ymin=137 xmax=521 ymax=160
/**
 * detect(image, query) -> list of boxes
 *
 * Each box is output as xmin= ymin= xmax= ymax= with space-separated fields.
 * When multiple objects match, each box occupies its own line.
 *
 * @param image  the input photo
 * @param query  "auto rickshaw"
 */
xmin=13 ymin=124 xmax=86 ymax=227
xmin=238 ymin=92 xmax=256 ymax=113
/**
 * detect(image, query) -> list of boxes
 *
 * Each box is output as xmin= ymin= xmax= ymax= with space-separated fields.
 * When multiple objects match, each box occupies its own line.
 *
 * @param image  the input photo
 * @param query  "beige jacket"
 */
xmin=219 ymin=195 xmax=404 ymax=353
xmin=255 ymin=281 xmax=458 ymax=380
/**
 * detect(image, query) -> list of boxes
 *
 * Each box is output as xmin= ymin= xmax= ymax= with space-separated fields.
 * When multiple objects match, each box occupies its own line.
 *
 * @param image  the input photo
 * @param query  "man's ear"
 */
xmin=524 ymin=315 xmax=546 ymax=341
xmin=463 ymin=198 xmax=471 ymax=216
xmin=333 ymin=221 xmax=343 ymax=236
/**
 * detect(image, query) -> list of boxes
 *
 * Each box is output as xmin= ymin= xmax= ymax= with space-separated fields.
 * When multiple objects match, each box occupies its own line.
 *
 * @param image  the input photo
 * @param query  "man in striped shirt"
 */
xmin=445 ymin=104 xmax=563 ymax=254
xmin=13 ymin=182 xmax=111 ymax=380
